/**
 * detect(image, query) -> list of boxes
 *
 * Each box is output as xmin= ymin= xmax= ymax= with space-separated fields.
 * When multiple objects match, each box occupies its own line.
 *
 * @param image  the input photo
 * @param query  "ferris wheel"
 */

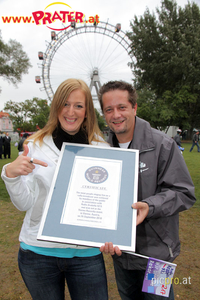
xmin=36 ymin=20 xmax=134 ymax=106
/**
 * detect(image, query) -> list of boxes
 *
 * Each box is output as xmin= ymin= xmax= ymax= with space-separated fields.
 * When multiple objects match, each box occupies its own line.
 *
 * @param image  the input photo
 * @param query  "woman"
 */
xmin=1 ymin=79 xmax=109 ymax=300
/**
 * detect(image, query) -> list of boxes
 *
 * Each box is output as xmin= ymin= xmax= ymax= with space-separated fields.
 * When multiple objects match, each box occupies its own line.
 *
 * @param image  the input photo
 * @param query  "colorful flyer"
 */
xmin=142 ymin=257 xmax=177 ymax=297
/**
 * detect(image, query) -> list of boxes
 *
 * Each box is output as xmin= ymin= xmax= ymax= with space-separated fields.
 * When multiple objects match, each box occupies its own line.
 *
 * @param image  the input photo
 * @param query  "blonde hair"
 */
xmin=26 ymin=79 xmax=104 ymax=145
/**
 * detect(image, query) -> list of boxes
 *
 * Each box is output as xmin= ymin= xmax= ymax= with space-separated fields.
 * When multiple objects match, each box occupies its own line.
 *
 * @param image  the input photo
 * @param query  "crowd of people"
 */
xmin=174 ymin=128 xmax=200 ymax=153
xmin=0 ymin=132 xmax=11 ymax=159
xmin=1 ymin=79 xmax=197 ymax=300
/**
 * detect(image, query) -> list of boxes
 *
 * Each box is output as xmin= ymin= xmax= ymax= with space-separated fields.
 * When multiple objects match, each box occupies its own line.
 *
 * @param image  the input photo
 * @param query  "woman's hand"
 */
xmin=5 ymin=144 xmax=48 ymax=178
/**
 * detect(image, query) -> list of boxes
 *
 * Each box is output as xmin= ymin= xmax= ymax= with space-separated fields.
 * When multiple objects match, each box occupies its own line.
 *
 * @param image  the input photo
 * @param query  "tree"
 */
xmin=137 ymin=85 xmax=198 ymax=130
xmin=4 ymin=99 xmax=106 ymax=134
xmin=4 ymin=98 xmax=50 ymax=132
xmin=0 ymin=31 xmax=32 ymax=90
xmin=27 ymin=98 xmax=50 ymax=129
xmin=127 ymin=0 xmax=200 ymax=130
xmin=95 ymin=109 xmax=107 ymax=131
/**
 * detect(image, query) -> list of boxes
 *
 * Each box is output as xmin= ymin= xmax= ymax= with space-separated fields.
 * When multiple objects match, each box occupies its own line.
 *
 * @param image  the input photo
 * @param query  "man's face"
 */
xmin=102 ymin=89 xmax=137 ymax=143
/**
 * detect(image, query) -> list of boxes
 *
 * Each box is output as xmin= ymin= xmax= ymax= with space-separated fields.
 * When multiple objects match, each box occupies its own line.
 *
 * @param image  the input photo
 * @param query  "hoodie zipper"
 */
xmin=168 ymin=246 xmax=174 ymax=258
xmin=139 ymin=147 xmax=155 ymax=154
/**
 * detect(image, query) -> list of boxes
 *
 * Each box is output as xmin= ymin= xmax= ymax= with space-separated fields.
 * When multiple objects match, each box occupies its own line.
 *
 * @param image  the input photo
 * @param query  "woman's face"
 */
xmin=58 ymin=89 xmax=86 ymax=135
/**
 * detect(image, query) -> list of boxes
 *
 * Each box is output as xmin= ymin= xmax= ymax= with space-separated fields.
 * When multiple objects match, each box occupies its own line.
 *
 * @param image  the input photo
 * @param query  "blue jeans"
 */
xmin=190 ymin=141 xmax=200 ymax=152
xmin=18 ymin=247 xmax=108 ymax=300
xmin=114 ymin=261 xmax=174 ymax=300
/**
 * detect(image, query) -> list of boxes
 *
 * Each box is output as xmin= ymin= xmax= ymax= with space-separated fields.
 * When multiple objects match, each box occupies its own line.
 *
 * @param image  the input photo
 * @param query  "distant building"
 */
xmin=0 ymin=111 xmax=13 ymax=132
xmin=165 ymin=126 xmax=179 ymax=138
xmin=0 ymin=111 xmax=19 ymax=141
xmin=163 ymin=126 xmax=189 ymax=140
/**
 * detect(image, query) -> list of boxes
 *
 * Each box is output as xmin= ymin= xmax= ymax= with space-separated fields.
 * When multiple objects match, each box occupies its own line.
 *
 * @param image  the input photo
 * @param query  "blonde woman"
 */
xmin=2 ymin=79 xmax=108 ymax=300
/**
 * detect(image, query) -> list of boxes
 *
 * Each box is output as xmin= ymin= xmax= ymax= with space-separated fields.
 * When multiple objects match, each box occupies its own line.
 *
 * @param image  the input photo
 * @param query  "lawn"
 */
xmin=0 ymin=142 xmax=199 ymax=299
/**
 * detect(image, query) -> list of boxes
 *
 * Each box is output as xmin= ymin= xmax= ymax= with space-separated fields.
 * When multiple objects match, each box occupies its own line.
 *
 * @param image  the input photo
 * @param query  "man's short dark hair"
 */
xmin=98 ymin=80 xmax=137 ymax=111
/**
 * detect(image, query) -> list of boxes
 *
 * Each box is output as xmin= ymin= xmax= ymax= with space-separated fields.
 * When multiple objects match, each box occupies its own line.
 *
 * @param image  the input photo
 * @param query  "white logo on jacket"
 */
xmin=139 ymin=161 xmax=149 ymax=173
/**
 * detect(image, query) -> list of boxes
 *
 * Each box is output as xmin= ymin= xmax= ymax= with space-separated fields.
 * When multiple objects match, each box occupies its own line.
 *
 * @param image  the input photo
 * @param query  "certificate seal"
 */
xmin=85 ymin=166 xmax=108 ymax=184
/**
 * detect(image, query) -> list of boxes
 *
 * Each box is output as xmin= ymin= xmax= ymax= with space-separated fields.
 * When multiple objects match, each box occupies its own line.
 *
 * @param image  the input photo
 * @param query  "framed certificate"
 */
xmin=37 ymin=143 xmax=139 ymax=252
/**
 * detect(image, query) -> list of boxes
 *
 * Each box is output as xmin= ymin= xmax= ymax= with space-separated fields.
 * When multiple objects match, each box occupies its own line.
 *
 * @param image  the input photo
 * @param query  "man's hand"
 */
xmin=132 ymin=202 xmax=149 ymax=225
xmin=100 ymin=242 xmax=122 ymax=256
xmin=100 ymin=202 xmax=149 ymax=256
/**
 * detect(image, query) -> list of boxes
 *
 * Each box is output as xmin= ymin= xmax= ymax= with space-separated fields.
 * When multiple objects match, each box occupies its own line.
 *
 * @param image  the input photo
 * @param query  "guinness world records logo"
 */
xmin=85 ymin=166 xmax=108 ymax=184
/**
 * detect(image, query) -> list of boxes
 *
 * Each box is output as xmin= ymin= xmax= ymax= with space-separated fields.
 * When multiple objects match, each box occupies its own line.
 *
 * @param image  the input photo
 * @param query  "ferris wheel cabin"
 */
xmin=35 ymin=76 xmax=41 ymax=83
xmin=115 ymin=23 xmax=121 ymax=32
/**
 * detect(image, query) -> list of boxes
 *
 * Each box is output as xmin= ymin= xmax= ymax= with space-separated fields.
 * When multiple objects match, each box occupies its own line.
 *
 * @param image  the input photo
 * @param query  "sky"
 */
xmin=0 ymin=0 xmax=198 ymax=112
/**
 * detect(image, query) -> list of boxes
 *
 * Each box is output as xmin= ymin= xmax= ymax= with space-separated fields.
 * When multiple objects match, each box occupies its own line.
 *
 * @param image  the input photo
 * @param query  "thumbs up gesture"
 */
xmin=5 ymin=144 xmax=48 ymax=178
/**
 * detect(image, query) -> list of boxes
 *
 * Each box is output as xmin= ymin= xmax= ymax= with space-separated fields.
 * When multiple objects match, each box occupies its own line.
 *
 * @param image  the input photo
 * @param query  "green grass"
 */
xmin=182 ymin=142 xmax=200 ymax=208
xmin=0 ymin=142 xmax=199 ymax=299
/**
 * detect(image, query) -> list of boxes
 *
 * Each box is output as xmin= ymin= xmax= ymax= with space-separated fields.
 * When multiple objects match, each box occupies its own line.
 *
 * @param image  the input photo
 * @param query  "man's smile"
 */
xmin=112 ymin=120 xmax=125 ymax=124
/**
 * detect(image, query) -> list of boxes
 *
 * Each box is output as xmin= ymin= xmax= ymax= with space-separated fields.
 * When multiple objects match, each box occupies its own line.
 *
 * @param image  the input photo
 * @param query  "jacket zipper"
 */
xmin=139 ymin=147 xmax=175 ymax=260
xmin=139 ymin=147 xmax=155 ymax=154
xmin=168 ymin=246 xmax=174 ymax=258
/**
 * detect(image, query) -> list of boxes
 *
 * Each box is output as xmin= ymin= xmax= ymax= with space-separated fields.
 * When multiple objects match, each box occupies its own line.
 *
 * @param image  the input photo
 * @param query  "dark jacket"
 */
xmin=193 ymin=133 xmax=199 ymax=143
xmin=108 ymin=117 xmax=196 ymax=270
xmin=0 ymin=136 xmax=3 ymax=155
xmin=18 ymin=138 xmax=26 ymax=152
xmin=174 ymin=133 xmax=182 ymax=146
xmin=3 ymin=135 xmax=11 ymax=147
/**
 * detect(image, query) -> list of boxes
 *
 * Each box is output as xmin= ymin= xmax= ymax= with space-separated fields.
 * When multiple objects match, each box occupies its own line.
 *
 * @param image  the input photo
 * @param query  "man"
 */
xmin=174 ymin=129 xmax=182 ymax=147
xmin=98 ymin=81 xmax=196 ymax=300
xmin=18 ymin=133 xmax=29 ymax=155
xmin=189 ymin=130 xmax=200 ymax=152
xmin=3 ymin=132 xmax=11 ymax=159
xmin=0 ymin=134 xmax=3 ymax=159
xmin=174 ymin=129 xmax=184 ymax=153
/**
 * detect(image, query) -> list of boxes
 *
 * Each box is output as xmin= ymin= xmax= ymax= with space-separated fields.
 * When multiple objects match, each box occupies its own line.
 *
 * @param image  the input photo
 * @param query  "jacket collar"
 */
xmin=42 ymin=135 xmax=60 ymax=155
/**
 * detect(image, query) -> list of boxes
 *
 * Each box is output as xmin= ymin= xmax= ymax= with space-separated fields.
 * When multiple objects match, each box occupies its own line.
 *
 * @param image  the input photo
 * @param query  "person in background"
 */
xmin=174 ymin=129 xmax=184 ymax=153
xmin=1 ymin=78 xmax=109 ymax=300
xmin=189 ymin=130 xmax=200 ymax=152
xmin=98 ymin=80 xmax=196 ymax=300
xmin=3 ymin=132 xmax=11 ymax=159
xmin=18 ymin=133 xmax=30 ymax=155
xmin=174 ymin=129 xmax=182 ymax=147
xmin=0 ymin=134 xmax=3 ymax=159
